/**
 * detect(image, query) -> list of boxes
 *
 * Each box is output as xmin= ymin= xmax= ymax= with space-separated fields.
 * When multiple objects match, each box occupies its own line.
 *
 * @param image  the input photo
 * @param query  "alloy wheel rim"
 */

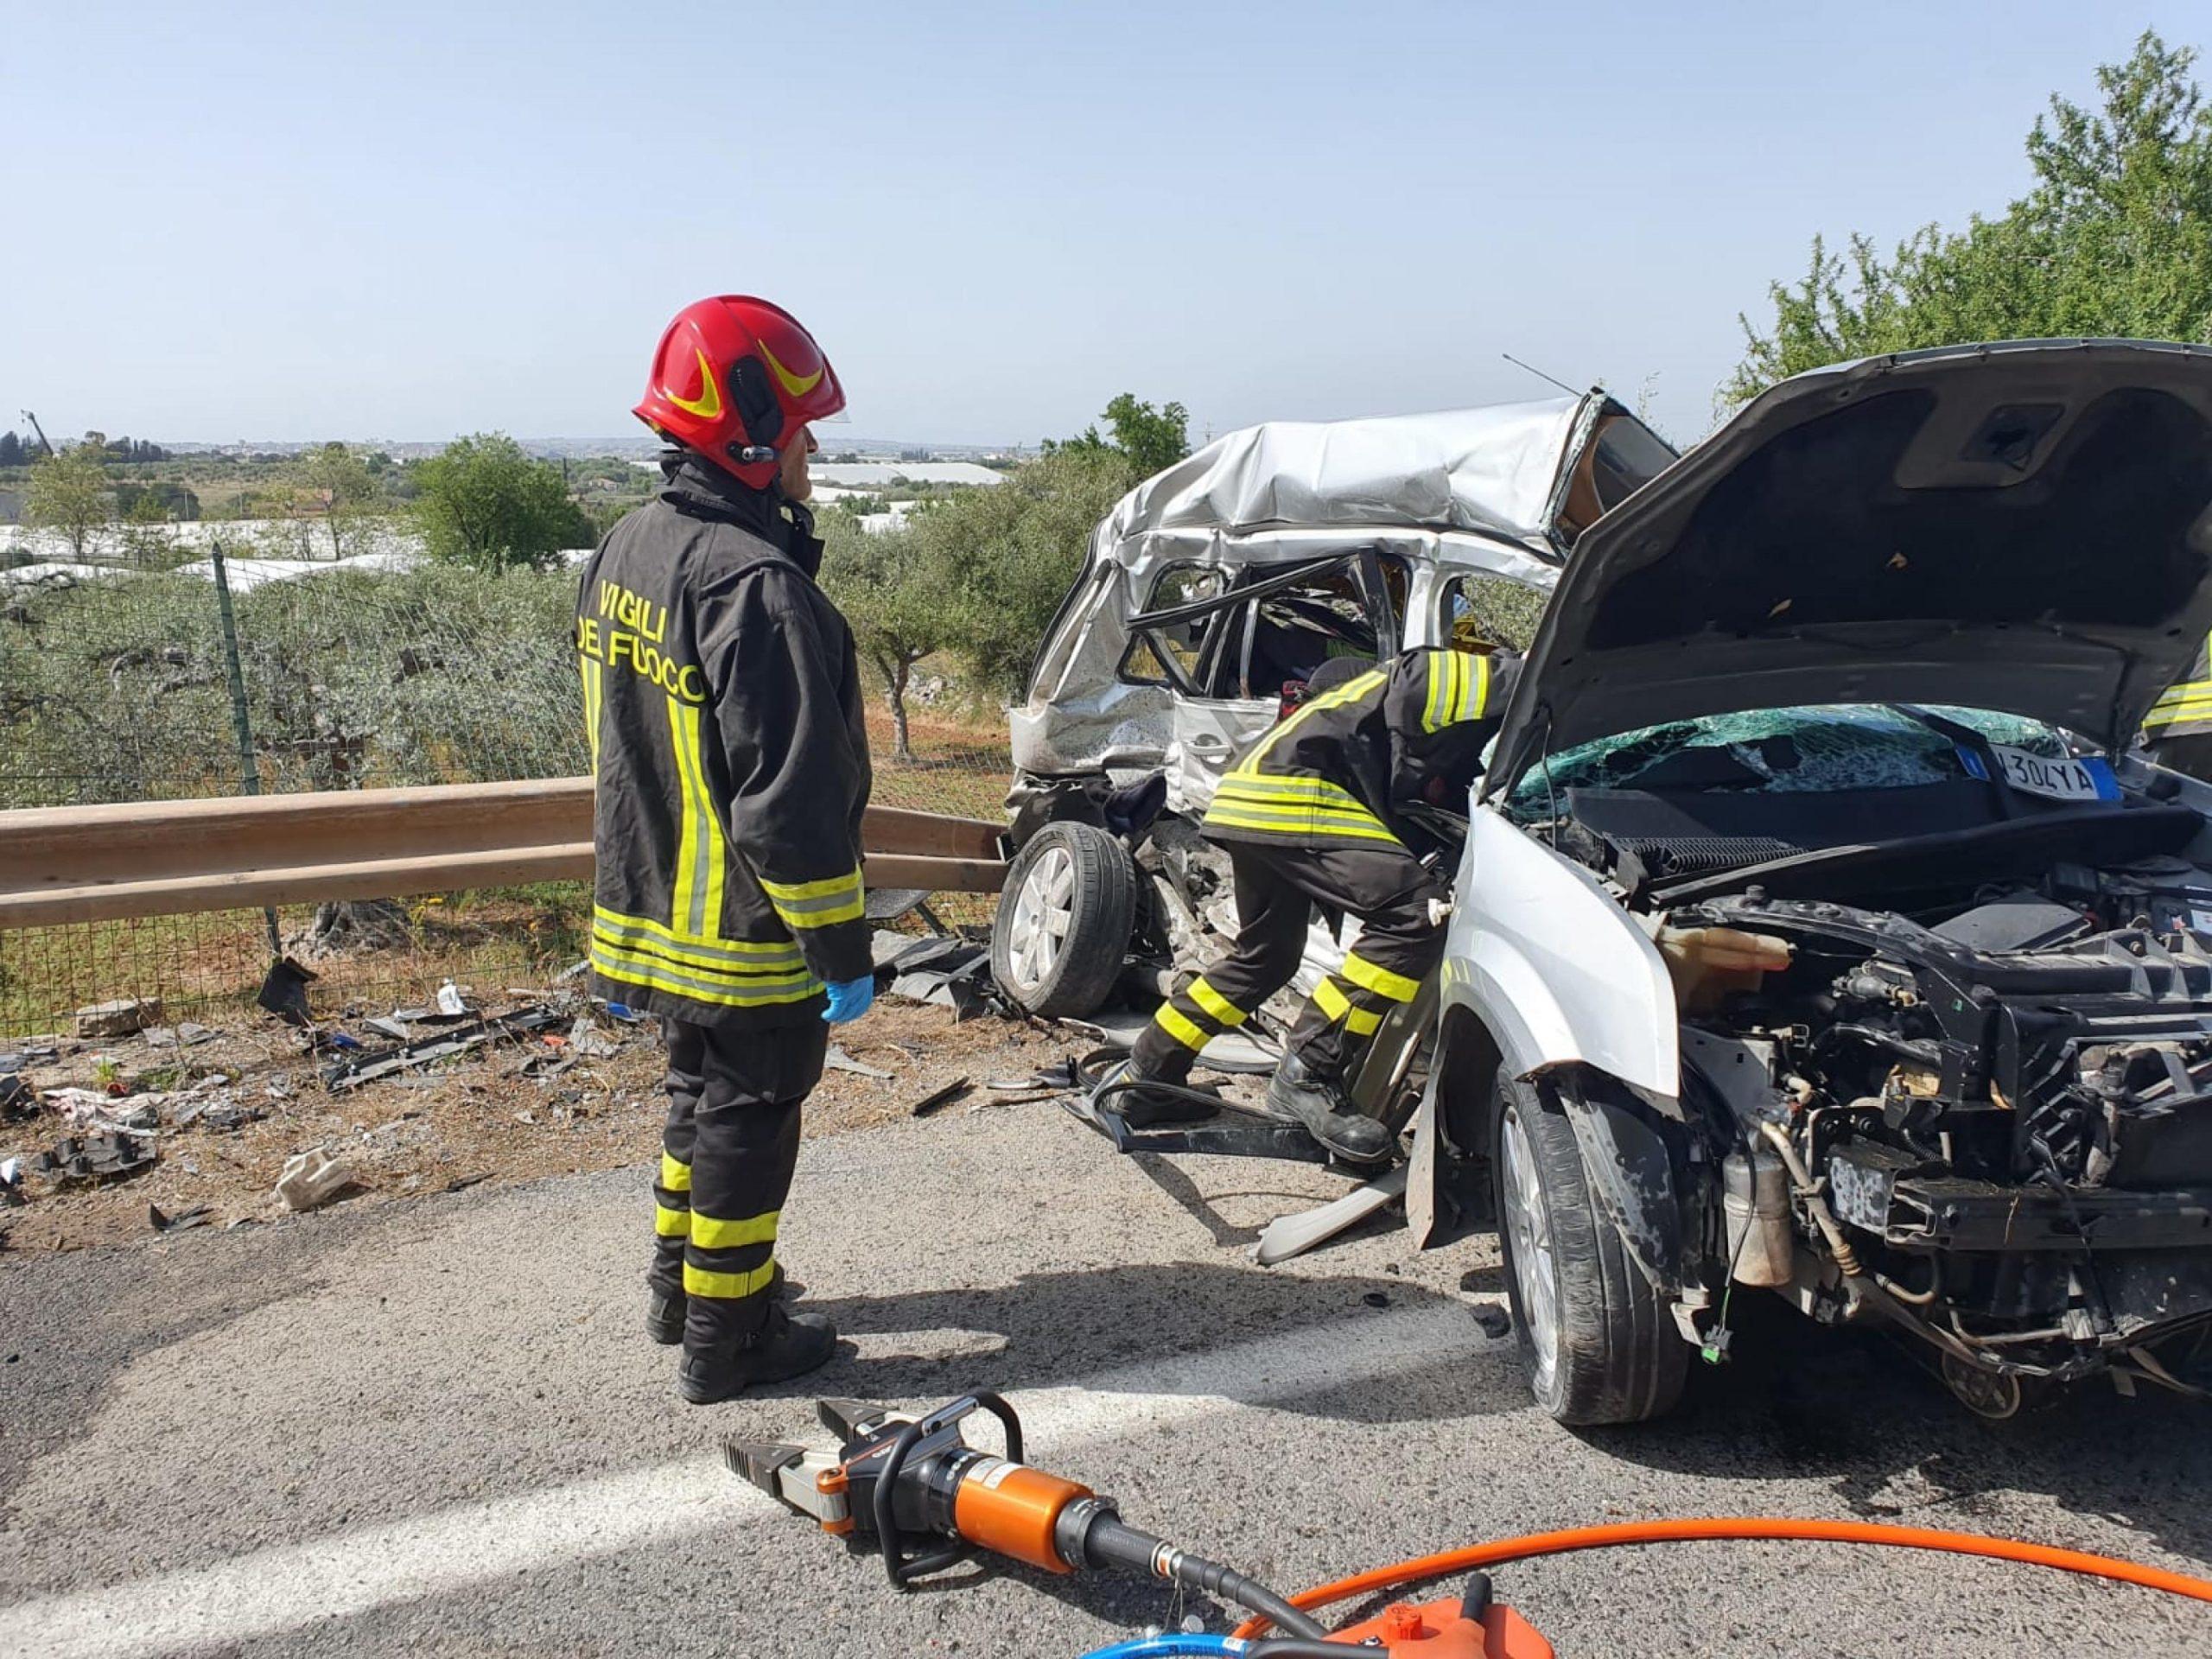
xmin=1007 ymin=844 xmax=1075 ymax=989
xmin=1500 ymin=1102 xmax=1560 ymax=1393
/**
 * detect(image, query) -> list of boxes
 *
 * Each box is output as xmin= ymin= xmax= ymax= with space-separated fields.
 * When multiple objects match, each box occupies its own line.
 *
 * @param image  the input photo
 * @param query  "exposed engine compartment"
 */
xmin=1580 ymin=815 xmax=2212 ymax=1401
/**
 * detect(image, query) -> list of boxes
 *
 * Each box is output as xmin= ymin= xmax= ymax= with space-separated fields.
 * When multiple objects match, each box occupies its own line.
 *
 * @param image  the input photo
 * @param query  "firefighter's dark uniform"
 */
xmin=575 ymin=454 xmax=870 ymax=1354
xmin=2144 ymin=630 xmax=2212 ymax=783
xmin=1132 ymin=647 xmax=1520 ymax=1099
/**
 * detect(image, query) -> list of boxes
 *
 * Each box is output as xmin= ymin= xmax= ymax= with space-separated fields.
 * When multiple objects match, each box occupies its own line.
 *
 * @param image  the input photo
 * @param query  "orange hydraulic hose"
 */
xmin=1229 ymin=1516 xmax=2212 ymax=1640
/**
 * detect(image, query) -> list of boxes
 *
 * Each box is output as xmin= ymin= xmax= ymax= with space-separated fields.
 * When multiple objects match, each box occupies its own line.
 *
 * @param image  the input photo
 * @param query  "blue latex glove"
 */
xmin=820 ymin=976 xmax=875 ymax=1025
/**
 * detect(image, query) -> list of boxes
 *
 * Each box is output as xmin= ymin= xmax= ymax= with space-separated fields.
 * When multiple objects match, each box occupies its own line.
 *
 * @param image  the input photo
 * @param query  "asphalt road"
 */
xmin=2 ymin=1101 xmax=2208 ymax=1657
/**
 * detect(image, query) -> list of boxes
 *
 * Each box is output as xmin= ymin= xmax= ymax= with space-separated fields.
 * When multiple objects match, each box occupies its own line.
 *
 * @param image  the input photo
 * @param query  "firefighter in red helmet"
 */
xmin=577 ymin=296 xmax=872 ymax=1402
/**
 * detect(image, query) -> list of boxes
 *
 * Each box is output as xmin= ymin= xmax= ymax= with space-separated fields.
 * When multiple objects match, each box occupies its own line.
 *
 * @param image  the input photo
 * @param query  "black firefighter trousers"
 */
xmin=1133 ymin=839 xmax=1446 ymax=1089
xmin=651 ymin=1016 xmax=826 ymax=1355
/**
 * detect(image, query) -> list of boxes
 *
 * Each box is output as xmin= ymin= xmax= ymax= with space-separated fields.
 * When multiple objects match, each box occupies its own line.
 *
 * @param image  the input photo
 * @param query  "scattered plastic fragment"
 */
xmin=275 ymin=1147 xmax=355 ymax=1211
xmin=825 ymin=1046 xmax=895 ymax=1080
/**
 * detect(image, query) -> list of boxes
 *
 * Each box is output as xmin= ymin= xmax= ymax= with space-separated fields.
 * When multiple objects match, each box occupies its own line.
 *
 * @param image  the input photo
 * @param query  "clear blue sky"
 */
xmin=1 ymin=3 xmax=2187 ymax=448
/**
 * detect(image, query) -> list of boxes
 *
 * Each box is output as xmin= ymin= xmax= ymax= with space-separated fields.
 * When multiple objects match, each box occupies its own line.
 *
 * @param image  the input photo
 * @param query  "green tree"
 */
xmin=818 ymin=513 xmax=958 ymax=761
xmin=1048 ymin=392 xmax=1192 ymax=477
xmin=411 ymin=434 xmax=593 ymax=574
xmin=917 ymin=448 xmax=1135 ymax=699
xmin=26 ymin=444 xmax=111 ymax=560
xmin=118 ymin=490 xmax=177 ymax=569
xmin=1729 ymin=31 xmax=2212 ymax=405
xmin=297 ymin=442 xmax=385 ymax=558
xmin=0 ymin=430 xmax=23 ymax=468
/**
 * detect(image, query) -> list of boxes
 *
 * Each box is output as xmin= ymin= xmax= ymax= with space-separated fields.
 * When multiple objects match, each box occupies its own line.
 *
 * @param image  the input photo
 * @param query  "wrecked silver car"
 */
xmin=993 ymin=393 xmax=1671 ymax=1022
xmin=1433 ymin=339 xmax=2212 ymax=1423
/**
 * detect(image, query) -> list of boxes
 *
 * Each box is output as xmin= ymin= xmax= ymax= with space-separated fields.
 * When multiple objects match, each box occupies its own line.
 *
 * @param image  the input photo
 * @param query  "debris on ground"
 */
xmin=3 ymin=988 xmax=1068 ymax=1250
xmin=825 ymin=1046 xmax=895 ymax=1080
xmin=75 ymin=998 xmax=162 ymax=1039
xmin=143 ymin=1022 xmax=218 ymax=1049
xmin=149 ymin=1201 xmax=213 ymax=1234
xmin=322 ymin=1005 xmax=564 ymax=1091
xmin=435 ymin=980 xmax=471 ymax=1018
xmin=3 ymin=1072 xmax=37 ymax=1121
xmin=881 ymin=937 xmax=998 ymax=1018
xmin=274 ymin=1147 xmax=356 ymax=1211
xmin=1466 ymin=1300 xmax=1513 ymax=1339
xmin=255 ymin=957 xmax=319 ymax=1025
xmin=565 ymin=1015 xmax=622 ymax=1059
xmin=909 ymin=1076 xmax=974 ymax=1117
xmin=34 ymin=1134 xmax=157 ymax=1185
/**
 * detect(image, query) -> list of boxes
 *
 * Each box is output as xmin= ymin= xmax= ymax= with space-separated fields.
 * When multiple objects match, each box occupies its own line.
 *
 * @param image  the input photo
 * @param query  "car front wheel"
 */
xmin=1492 ymin=1075 xmax=1688 ymax=1425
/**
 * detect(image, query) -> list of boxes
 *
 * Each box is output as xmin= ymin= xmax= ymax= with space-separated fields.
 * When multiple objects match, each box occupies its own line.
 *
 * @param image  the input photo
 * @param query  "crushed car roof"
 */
xmin=1487 ymin=339 xmax=2212 ymax=792
xmin=1093 ymin=397 xmax=1596 ymax=556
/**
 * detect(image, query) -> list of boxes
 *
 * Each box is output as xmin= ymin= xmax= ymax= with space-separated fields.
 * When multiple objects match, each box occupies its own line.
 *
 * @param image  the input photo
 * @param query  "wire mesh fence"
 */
xmin=0 ymin=544 xmax=1012 ymax=1037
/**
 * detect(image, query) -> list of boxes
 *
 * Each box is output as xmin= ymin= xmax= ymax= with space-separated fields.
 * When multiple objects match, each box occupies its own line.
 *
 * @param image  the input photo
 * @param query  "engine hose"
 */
xmin=1226 ymin=1516 xmax=2212 ymax=1640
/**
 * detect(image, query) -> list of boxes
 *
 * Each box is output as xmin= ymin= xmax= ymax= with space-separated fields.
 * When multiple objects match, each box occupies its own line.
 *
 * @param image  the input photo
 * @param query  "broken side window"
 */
xmin=1440 ymin=571 xmax=1547 ymax=653
xmin=1122 ymin=554 xmax=1406 ymax=702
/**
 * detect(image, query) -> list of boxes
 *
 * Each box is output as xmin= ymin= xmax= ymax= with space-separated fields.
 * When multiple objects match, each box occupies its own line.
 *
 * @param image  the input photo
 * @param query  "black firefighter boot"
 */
xmin=677 ymin=1300 xmax=840 ymax=1405
xmin=647 ymin=1263 xmax=803 ymax=1345
xmin=1266 ymin=1049 xmax=1392 ymax=1164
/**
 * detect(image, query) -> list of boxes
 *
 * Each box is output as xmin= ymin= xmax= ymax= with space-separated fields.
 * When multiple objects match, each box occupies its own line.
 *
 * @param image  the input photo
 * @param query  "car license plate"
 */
xmin=1957 ymin=743 xmax=2118 ymax=803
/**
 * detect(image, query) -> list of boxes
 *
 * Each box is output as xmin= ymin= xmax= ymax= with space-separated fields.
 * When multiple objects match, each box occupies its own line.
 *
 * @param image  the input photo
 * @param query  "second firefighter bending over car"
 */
xmin=579 ymin=295 xmax=874 ymax=1405
xmin=1111 ymin=643 xmax=1522 ymax=1161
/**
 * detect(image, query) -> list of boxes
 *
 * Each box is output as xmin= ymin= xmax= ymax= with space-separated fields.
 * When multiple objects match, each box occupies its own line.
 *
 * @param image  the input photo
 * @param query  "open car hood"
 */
xmin=1486 ymin=340 xmax=2212 ymax=797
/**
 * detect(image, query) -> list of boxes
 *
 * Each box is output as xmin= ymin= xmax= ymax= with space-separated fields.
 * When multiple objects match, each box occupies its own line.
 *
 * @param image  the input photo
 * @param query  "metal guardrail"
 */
xmin=0 ymin=779 xmax=1009 ymax=929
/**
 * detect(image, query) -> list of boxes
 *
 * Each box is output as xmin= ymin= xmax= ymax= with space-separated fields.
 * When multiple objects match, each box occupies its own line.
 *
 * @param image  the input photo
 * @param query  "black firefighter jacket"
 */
xmin=575 ymin=456 xmax=873 ymax=1027
xmin=1202 ymin=647 xmax=1522 ymax=857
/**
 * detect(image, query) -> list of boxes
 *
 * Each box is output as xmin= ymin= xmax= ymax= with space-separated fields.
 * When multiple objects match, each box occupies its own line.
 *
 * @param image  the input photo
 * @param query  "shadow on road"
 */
xmin=1579 ymin=1294 xmax=2212 ymax=1567
xmin=783 ymin=1259 xmax=1526 ymax=1428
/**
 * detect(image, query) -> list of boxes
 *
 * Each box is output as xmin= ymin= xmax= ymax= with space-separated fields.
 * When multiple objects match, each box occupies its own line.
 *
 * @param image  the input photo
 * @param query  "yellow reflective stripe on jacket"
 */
xmin=1341 ymin=950 xmax=1420 ymax=1003
xmin=2146 ymin=686 xmax=2212 ymax=722
xmin=1205 ymin=776 xmax=1402 ymax=845
xmin=684 ymin=1260 xmax=779 ymax=1300
xmin=660 ymin=1151 xmax=692 ymax=1192
xmin=1424 ymin=651 xmax=1462 ymax=734
xmin=1231 ymin=668 xmax=1389 ymax=777
xmin=1313 ymin=977 xmax=1383 ymax=1036
xmin=590 ymin=944 xmax=819 ymax=1008
xmin=1186 ymin=976 xmax=1246 ymax=1027
xmin=1421 ymin=650 xmax=1493 ymax=732
xmin=667 ymin=696 xmax=728 ymax=942
xmin=654 ymin=1203 xmax=690 ymax=1237
xmin=759 ymin=868 xmax=866 ymax=929
xmin=1203 ymin=804 xmax=1404 ymax=845
xmin=592 ymin=907 xmax=805 ymax=965
xmin=1211 ymin=775 xmax=1390 ymax=824
xmin=1153 ymin=1003 xmax=1210 ymax=1051
xmin=689 ymin=1208 xmax=780 ymax=1250
xmin=581 ymin=657 xmax=604 ymax=777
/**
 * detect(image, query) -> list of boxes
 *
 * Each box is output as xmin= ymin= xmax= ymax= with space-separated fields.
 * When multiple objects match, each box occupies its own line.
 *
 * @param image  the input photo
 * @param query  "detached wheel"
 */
xmin=1492 ymin=1076 xmax=1688 ymax=1425
xmin=990 ymin=821 xmax=1135 ymax=1016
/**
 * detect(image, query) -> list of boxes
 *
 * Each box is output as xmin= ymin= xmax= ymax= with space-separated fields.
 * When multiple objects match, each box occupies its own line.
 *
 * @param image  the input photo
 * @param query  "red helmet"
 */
xmin=633 ymin=296 xmax=846 ymax=489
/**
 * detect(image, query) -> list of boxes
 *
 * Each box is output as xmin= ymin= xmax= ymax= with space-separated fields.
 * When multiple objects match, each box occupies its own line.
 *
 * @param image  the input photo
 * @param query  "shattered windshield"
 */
xmin=1504 ymin=704 xmax=2073 ymax=820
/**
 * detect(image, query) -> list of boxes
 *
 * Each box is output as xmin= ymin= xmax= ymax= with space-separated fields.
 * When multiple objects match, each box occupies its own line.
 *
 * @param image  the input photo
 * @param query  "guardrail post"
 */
xmin=209 ymin=537 xmax=284 ymax=957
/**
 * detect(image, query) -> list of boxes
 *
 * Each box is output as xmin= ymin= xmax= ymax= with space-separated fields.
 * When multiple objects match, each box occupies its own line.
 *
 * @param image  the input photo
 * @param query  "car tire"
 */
xmin=990 ymin=821 xmax=1135 ymax=1017
xmin=1491 ymin=1075 xmax=1688 ymax=1426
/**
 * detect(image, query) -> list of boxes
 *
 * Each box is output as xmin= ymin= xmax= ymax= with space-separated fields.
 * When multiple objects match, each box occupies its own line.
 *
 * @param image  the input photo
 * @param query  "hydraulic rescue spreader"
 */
xmin=728 ymin=1392 xmax=1553 ymax=1658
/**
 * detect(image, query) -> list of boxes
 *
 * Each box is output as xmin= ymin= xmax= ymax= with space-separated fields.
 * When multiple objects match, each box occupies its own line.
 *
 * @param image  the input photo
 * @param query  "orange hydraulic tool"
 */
xmin=728 ymin=1393 xmax=1365 ymax=1643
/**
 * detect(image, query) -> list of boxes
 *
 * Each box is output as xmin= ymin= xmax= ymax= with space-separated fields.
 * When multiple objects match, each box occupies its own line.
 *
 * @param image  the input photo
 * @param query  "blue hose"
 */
xmin=1077 ymin=1635 xmax=1243 ymax=1659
